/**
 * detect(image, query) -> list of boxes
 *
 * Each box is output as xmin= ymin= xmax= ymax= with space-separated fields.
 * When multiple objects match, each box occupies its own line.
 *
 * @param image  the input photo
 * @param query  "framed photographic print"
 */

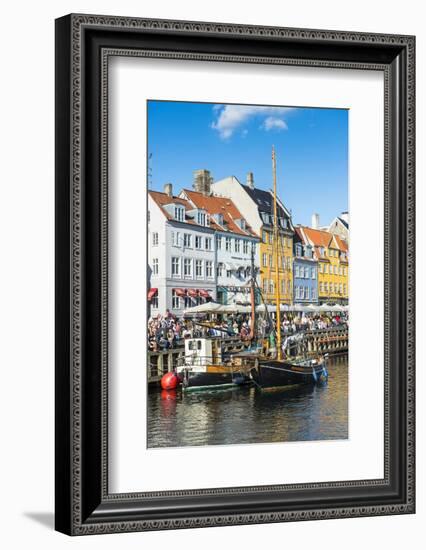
xmin=55 ymin=14 xmax=415 ymax=535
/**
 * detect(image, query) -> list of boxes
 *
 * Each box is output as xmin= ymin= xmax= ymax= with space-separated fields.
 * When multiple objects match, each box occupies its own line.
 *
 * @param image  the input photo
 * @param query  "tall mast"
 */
xmin=272 ymin=146 xmax=282 ymax=359
xmin=249 ymin=242 xmax=256 ymax=340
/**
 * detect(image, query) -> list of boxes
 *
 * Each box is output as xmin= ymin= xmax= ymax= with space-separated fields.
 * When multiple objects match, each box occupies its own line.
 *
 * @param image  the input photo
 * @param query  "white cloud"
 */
xmin=262 ymin=116 xmax=288 ymax=131
xmin=211 ymin=105 xmax=292 ymax=139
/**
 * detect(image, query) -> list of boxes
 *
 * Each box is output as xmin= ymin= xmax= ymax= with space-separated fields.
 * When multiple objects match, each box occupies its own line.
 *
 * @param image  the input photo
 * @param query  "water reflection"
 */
xmin=147 ymin=354 xmax=348 ymax=448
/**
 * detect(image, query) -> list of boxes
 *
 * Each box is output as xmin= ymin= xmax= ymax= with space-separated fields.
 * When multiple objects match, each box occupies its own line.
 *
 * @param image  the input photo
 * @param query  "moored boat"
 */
xmin=176 ymin=336 xmax=251 ymax=391
xmin=250 ymin=356 xmax=328 ymax=389
xmin=248 ymin=146 xmax=329 ymax=390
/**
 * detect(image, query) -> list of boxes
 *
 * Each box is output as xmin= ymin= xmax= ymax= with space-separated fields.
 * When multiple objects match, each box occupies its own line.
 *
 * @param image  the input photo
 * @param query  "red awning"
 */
xmin=198 ymin=289 xmax=210 ymax=298
xmin=174 ymin=288 xmax=186 ymax=297
xmin=147 ymin=288 xmax=158 ymax=301
xmin=187 ymin=289 xmax=198 ymax=297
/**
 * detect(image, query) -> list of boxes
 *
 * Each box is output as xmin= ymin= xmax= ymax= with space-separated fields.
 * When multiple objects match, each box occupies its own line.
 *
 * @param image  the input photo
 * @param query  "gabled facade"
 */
xmin=148 ymin=186 xmax=216 ymax=316
xmin=179 ymin=189 xmax=259 ymax=306
xmin=328 ymin=212 xmax=349 ymax=242
xmin=301 ymin=226 xmax=349 ymax=305
xmin=293 ymin=227 xmax=318 ymax=304
xmin=212 ymin=175 xmax=294 ymax=305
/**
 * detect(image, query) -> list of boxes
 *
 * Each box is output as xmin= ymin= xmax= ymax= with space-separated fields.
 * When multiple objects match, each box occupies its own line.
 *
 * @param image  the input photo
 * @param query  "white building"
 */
xmin=148 ymin=185 xmax=216 ymax=317
xmin=328 ymin=211 xmax=349 ymax=242
xmin=180 ymin=188 xmax=259 ymax=306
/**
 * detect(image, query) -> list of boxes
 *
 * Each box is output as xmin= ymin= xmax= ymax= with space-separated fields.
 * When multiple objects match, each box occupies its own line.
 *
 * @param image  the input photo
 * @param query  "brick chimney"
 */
xmin=164 ymin=183 xmax=173 ymax=197
xmin=193 ymin=169 xmax=212 ymax=196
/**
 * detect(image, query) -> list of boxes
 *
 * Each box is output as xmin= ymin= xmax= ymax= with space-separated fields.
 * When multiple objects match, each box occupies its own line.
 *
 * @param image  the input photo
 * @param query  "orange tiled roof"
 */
xmin=334 ymin=234 xmax=349 ymax=252
xmin=182 ymin=189 xmax=257 ymax=237
xmin=148 ymin=191 xmax=200 ymax=226
xmin=302 ymin=226 xmax=333 ymax=248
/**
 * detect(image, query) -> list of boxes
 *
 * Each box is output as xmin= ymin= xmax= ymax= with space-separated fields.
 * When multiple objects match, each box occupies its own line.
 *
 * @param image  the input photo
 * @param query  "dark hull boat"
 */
xmin=250 ymin=358 xmax=327 ymax=389
xmin=181 ymin=369 xmax=249 ymax=392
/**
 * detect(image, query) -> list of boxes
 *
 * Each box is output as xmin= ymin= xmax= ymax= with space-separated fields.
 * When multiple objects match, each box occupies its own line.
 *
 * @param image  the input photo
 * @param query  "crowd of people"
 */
xmin=148 ymin=310 xmax=348 ymax=352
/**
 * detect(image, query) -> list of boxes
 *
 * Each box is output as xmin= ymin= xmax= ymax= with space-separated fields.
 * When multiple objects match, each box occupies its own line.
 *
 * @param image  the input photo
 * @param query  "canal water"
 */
xmin=147 ymin=354 xmax=348 ymax=449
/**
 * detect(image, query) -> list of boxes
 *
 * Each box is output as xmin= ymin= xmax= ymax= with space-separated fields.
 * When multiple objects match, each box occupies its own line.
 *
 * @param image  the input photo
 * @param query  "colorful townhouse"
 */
xmin=293 ymin=227 xmax=318 ymax=304
xmin=147 ymin=183 xmax=217 ymax=317
xmin=211 ymin=173 xmax=295 ymax=305
xmin=179 ymin=184 xmax=259 ymax=306
xmin=300 ymin=226 xmax=349 ymax=305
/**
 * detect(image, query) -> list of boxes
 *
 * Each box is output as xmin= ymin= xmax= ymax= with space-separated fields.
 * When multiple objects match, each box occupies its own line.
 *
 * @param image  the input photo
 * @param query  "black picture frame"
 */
xmin=55 ymin=13 xmax=415 ymax=535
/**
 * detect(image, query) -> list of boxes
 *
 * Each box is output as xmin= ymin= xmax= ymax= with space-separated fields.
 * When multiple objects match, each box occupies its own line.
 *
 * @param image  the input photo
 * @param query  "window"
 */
xmin=206 ymin=261 xmax=213 ymax=278
xmin=319 ymin=263 xmax=323 ymax=273
xmin=171 ymin=257 xmax=180 ymax=277
xmin=217 ymin=263 xmax=224 ymax=277
xmin=304 ymin=287 xmax=309 ymax=299
xmin=295 ymin=265 xmax=300 ymax=278
xmin=335 ymin=283 xmax=339 ymax=293
xmin=183 ymin=233 xmax=192 ymax=247
xmin=263 ymin=279 xmax=269 ymax=293
xmin=225 ymin=237 xmax=231 ymax=251
xmin=320 ymin=282 xmax=323 ymax=293
xmin=152 ymin=258 xmax=159 ymax=275
xmin=324 ymin=264 xmax=328 ymax=274
xmin=216 ymin=236 xmax=222 ymax=250
xmin=281 ymin=279 xmax=285 ymax=294
xmin=152 ymin=232 xmax=159 ymax=246
xmin=195 ymin=236 xmax=202 ymax=249
xmin=151 ymin=295 xmax=158 ymax=309
xmin=172 ymin=290 xmax=180 ymax=309
xmin=324 ymin=282 xmax=328 ymax=293
xmin=269 ymin=280 xmax=274 ymax=293
xmin=205 ymin=237 xmax=212 ymax=251
xmin=311 ymin=287 xmax=316 ymax=300
xmin=262 ymin=231 xmax=268 ymax=244
xmin=174 ymin=206 xmax=184 ymax=222
xmin=311 ymin=267 xmax=316 ymax=279
xmin=172 ymin=231 xmax=181 ymax=247
xmin=262 ymin=253 xmax=267 ymax=268
xmin=183 ymin=258 xmax=192 ymax=277
xmin=226 ymin=269 xmax=232 ymax=278
xmin=198 ymin=212 xmax=206 ymax=226
xmin=339 ymin=266 xmax=343 ymax=276
xmin=340 ymin=283 xmax=343 ymax=294
xmin=184 ymin=296 xmax=192 ymax=308
xmin=344 ymin=284 xmax=347 ymax=295
xmin=235 ymin=239 xmax=241 ymax=253
xmin=344 ymin=267 xmax=347 ymax=276
xmin=243 ymin=240 xmax=249 ymax=254
xmin=334 ymin=265 xmax=338 ymax=275
xmin=195 ymin=260 xmax=203 ymax=278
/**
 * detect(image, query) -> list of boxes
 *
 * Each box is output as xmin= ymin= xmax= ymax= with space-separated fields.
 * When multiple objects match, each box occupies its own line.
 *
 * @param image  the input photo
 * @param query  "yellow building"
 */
xmin=260 ymin=229 xmax=293 ymax=305
xmin=301 ymin=227 xmax=349 ymax=305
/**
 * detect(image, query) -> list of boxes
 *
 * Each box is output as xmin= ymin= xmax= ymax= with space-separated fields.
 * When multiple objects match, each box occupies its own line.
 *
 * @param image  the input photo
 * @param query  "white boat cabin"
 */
xmin=177 ymin=338 xmax=223 ymax=372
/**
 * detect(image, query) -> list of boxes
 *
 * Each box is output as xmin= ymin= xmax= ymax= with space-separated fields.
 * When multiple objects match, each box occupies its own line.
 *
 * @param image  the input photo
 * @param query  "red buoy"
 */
xmin=161 ymin=372 xmax=179 ymax=390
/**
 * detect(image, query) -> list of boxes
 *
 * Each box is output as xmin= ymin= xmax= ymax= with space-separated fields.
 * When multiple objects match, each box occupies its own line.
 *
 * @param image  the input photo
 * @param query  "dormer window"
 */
xmin=197 ymin=211 xmax=206 ymax=226
xmin=174 ymin=205 xmax=184 ymax=222
xmin=213 ymin=213 xmax=224 ymax=225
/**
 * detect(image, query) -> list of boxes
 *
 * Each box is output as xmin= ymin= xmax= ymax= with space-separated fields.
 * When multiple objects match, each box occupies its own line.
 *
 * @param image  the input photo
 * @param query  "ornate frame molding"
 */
xmin=55 ymin=14 xmax=415 ymax=535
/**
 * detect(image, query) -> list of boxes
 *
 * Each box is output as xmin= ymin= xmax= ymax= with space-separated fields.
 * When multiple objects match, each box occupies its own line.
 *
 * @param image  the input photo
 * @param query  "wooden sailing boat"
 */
xmin=249 ymin=146 xmax=328 ymax=389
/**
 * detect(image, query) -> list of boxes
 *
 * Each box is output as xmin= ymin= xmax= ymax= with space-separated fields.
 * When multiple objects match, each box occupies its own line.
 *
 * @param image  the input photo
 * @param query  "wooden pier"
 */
xmin=147 ymin=327 xmax=348 ymax=384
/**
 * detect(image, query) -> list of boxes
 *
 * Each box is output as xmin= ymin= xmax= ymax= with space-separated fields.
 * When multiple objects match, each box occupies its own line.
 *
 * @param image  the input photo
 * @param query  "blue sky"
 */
xmin=147 ymin=101 xmax=348 ymax=227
